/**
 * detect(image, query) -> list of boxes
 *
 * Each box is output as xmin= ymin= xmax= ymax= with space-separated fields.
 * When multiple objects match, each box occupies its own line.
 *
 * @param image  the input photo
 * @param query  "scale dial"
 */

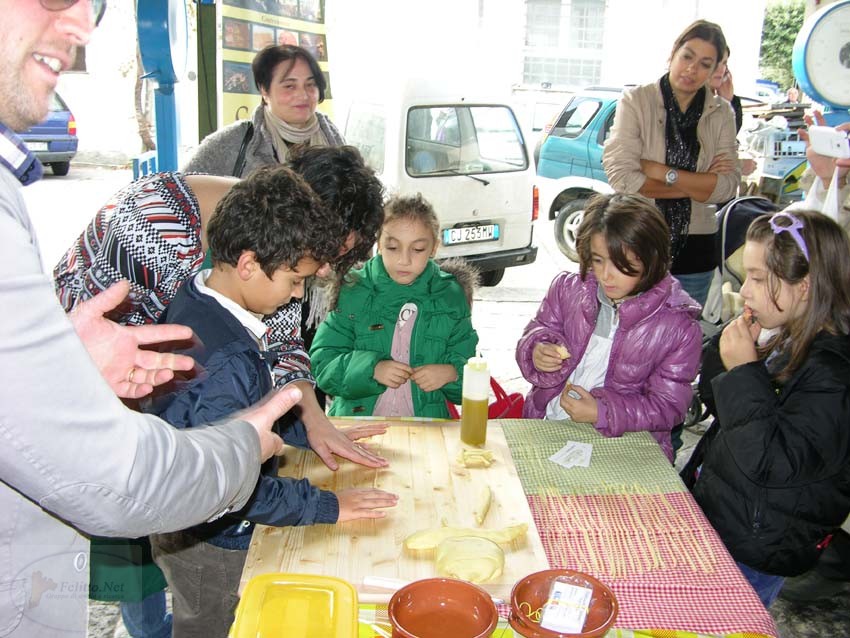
xmin=792 ymin=0 xmax=850 ymax=109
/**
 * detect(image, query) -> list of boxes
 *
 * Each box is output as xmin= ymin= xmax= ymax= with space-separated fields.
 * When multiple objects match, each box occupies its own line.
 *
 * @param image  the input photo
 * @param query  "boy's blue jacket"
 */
xmin=143 ymin=277 xmax=339 ymax=549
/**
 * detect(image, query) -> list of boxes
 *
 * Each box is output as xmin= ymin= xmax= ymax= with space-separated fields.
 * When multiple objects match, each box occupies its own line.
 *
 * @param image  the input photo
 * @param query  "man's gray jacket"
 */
xmin=0 ymin=167 xmax=263 ymax=637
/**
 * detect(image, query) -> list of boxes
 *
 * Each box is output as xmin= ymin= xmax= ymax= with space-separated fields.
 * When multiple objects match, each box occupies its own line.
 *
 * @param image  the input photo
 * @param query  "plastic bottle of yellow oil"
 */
xmin=460 ymin=357 xmax=490 ymax=446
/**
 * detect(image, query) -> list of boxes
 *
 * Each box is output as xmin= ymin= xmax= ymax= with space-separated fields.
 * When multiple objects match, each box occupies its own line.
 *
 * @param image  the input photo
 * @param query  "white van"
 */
xmin=343 ymin=81 xmax=538 ymax=286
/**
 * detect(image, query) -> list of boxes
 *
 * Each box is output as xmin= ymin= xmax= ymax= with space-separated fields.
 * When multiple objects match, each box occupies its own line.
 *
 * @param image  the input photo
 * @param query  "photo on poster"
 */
xmin=322 ymin=71 xmax=332 ymax=99
xmin=276 ymin=28 xmax=299 ymax=46
xmin=252 ymin=24 xmax=275 ymax=51
xmin=220 ymin=0 xmax=330 ymax=126
xmin=300 ymin=32 xmax=327 ymax=61
xmin=223 ymin=61 xmax=255 ymax=94
xmin=248 ymin=0 xmax=272 ymax=13
xmin=270 ymin=0 xmax=299 ymax=18
xmin=299 ymin=0 xmax=323 ymax=22
xmin=223 ymin=17 xmax=251 ymax=50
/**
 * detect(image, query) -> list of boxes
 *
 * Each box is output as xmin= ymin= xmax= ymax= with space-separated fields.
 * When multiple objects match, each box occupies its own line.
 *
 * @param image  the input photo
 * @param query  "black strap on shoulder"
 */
xmin=232 ymin=122 xmax=255 ymax=177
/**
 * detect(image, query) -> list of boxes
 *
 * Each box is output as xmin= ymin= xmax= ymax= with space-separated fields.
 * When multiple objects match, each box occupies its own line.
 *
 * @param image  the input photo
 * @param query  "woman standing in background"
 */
xmin=184 ymin=44 xmax=343 ymax=177
xmin=603 ymin=19 xmax=740 ymax=308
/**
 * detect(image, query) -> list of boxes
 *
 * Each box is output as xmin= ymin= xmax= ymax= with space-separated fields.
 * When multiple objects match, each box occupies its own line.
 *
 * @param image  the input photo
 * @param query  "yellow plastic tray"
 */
xmin=230 ymin=573 xmax=358 ymax=638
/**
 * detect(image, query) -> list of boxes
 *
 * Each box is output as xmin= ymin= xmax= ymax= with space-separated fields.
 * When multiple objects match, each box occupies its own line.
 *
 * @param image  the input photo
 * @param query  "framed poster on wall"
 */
xmin=219 ymin=0 xmax=331 ymax=126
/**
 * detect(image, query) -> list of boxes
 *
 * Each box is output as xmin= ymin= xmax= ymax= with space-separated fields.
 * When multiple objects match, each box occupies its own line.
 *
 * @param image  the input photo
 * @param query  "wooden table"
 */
xmin=242 ymin=418 xmax=779 ymax=638
xmin=241 ymin=418 xmax=550 ymax=602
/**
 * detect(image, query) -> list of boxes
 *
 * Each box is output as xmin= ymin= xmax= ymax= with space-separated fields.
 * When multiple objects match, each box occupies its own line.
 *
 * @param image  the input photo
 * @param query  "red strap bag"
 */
xmin=446 ymin=377 xmax=525 ymax=419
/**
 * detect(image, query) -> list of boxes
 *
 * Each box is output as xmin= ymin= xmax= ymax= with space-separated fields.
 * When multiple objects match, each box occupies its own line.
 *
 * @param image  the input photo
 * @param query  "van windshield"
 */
xmin=406 ymin=105 xmax=528 ymax=177
xmin=345 ymin=103 xmax=386 ymax=173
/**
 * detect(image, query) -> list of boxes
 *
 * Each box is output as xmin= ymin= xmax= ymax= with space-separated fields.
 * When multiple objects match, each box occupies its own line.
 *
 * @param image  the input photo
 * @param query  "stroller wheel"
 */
xmin=683 ymin=391 xmax=705 ymax=427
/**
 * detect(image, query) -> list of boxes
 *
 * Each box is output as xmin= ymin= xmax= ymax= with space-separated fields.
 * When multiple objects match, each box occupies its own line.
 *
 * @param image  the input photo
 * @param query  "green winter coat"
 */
xmin=310 ymin=257 xmax=478 ymax=417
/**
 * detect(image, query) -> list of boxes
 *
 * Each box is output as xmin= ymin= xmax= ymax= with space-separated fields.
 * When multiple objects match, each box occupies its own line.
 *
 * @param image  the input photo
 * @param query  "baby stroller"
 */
xmin=682 ymin=195 xmax=779 ymax=427
xmin=716 ymin=195 xmax=780 ymax=293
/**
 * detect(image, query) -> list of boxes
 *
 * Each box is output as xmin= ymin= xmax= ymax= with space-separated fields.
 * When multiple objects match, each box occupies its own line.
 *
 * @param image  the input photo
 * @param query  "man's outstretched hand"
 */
xmin=237 ymin=386 xmax=303 ymax=461
xmin=69 ymin=280 xmax=196 ymax=399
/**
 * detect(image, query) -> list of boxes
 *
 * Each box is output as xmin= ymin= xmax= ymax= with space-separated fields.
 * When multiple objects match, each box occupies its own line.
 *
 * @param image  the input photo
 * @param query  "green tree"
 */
xmin=760 ymin=0 xmax=805 ymax=89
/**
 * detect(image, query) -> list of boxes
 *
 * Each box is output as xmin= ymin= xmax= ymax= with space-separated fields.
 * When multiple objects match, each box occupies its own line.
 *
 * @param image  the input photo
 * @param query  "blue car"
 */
xmin=20 ymin=92 xmax=78 ymax=176
xmin=536 ymin=87 xmax=622 ymax=260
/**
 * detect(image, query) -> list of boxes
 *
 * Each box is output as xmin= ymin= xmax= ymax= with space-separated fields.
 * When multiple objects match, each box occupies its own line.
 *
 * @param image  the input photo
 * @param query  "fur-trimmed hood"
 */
xmin=437 ymin=257 xmax=479 ymax=307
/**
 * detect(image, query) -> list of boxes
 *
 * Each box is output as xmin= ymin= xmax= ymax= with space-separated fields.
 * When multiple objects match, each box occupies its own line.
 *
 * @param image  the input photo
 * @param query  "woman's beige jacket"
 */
xmin=602 ymin=80 xmax=740 ymax=235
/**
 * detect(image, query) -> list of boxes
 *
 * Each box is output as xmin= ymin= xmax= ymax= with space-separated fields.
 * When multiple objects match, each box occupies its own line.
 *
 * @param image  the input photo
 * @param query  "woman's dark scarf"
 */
xmin=657 ymin=73 xmax=704 ymax=261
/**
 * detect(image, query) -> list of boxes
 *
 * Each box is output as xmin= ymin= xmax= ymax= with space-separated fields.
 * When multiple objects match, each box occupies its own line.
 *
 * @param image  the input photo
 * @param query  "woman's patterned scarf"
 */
xmin=263 ymin=105 xmax=327 ymax=164
xmin=657 ymin=74 xmax=704 ymax=260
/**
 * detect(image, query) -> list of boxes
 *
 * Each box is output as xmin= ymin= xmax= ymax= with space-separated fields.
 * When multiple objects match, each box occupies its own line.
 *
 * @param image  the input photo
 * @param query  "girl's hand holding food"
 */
xmin=532 ymin=342 xmax=570 ymax=372
xmin=559 ymin=383 xmax=598 ymax=423
xmin=719 ymin=306 xmax=761 ymax=370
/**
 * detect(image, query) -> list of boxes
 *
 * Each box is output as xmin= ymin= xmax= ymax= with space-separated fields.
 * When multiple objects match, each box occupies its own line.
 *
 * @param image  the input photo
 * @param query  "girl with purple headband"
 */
xmin=686 ymin=209 xmax=850 ymax=607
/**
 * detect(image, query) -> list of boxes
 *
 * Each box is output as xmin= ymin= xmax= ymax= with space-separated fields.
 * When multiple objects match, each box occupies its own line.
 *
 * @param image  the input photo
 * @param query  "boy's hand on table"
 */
xmin=374 ymin=360 xmax=413 ymax=388
xmin=237 ymin=385 xmax=302 ymax=461
xmin=336 ymin=488 xmax=399 ymax=523
xmin=295 ymin=382 xmax=389 ymax=470
xmin=340 ymin=422 xmax=389 ymax=442
xmin=337 ymin=422 xmax=389 ymax=459
xmin=533 ymin=342 xmax=570 ymax=372
xmin=411 ymin=364 xmax=457 ymax=392
xmin=69 ymin=280 xmax=196 ymax=399
xmin=306 ymin=415 xmax=388 ymax=470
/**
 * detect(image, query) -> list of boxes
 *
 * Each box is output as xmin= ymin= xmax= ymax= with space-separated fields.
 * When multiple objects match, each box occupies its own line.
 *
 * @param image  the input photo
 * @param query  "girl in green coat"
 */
xmin=311 ymin=194 xmax=479 ymax=417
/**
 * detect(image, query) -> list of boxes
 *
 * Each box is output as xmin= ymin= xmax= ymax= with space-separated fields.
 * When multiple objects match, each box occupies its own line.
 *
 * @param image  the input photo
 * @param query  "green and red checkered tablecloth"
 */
xmin=497 ymin=419 xmax=778 ymax=638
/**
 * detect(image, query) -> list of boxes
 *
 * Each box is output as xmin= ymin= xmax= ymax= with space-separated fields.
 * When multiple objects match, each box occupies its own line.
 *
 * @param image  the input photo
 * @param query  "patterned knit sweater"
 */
xmin=53 ymin=171 xmax=311 ymax=386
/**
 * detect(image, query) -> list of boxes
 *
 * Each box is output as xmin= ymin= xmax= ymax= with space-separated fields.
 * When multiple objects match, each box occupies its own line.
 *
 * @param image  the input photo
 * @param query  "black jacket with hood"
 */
xmin=692 ymin=330 xmax=850 ymax=576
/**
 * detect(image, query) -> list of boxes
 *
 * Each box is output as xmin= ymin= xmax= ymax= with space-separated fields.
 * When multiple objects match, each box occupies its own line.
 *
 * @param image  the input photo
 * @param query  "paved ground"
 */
xmin=20 ymin=168 xmax=849 ymax=637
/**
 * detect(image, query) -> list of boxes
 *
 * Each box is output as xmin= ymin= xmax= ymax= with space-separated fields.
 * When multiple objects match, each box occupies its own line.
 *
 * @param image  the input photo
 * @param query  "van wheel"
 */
xmin=479 ymin=268 xmax=505 ymax=287
xmin=51 ymin=161 xmax=70 ymax=176
xmin=554 ymin=199 xmax=586 ymax=262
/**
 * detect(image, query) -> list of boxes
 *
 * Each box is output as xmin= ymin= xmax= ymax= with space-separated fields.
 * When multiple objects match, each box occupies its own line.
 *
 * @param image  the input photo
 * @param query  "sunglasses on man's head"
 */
xmin=40 ymin=0 xmax=107 ymax=27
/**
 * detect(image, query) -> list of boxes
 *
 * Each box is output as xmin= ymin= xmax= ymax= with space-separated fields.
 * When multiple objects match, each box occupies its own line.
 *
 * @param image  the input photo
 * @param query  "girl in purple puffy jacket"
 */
xmin=516 ymin=193 xmax=702 ymax=462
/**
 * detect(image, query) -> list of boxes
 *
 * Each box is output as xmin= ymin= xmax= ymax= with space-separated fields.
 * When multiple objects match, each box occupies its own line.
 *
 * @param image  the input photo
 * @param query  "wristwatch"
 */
xmin=665 ymin=168 xmax=679 ymax=186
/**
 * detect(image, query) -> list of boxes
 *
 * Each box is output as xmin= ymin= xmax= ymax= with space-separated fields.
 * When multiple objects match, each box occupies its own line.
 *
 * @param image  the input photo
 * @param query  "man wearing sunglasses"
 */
xmin=0 ymin=3 xmax=303 ymax=636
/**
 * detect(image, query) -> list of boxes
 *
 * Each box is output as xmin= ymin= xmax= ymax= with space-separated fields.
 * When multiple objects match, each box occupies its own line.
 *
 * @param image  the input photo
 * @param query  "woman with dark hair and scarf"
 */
xmin=183 ymin=45 xmax=351 ymax=410
xmin=603 ymin=20 xmax=740 ymax=308
xmin=184 ymin=44 xmax=343 ymax=178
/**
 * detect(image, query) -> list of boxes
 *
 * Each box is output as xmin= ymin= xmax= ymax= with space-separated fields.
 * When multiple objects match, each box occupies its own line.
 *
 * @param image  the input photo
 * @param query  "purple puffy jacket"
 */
xmin=516 ymin=271 xmax=702 ymax=462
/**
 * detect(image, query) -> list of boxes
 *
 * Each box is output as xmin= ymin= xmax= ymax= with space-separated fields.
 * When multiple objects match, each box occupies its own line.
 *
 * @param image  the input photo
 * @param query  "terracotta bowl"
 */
xmin=509 ymin=569 xmax=618 ymax=638
xmin=387 ymin=577 xmax=498 ymax=638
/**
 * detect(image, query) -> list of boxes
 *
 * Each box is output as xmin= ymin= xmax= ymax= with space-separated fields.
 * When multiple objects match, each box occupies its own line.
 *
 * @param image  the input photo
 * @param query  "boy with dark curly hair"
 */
xmin=143 ymin=165 xmax=397 ymax=637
